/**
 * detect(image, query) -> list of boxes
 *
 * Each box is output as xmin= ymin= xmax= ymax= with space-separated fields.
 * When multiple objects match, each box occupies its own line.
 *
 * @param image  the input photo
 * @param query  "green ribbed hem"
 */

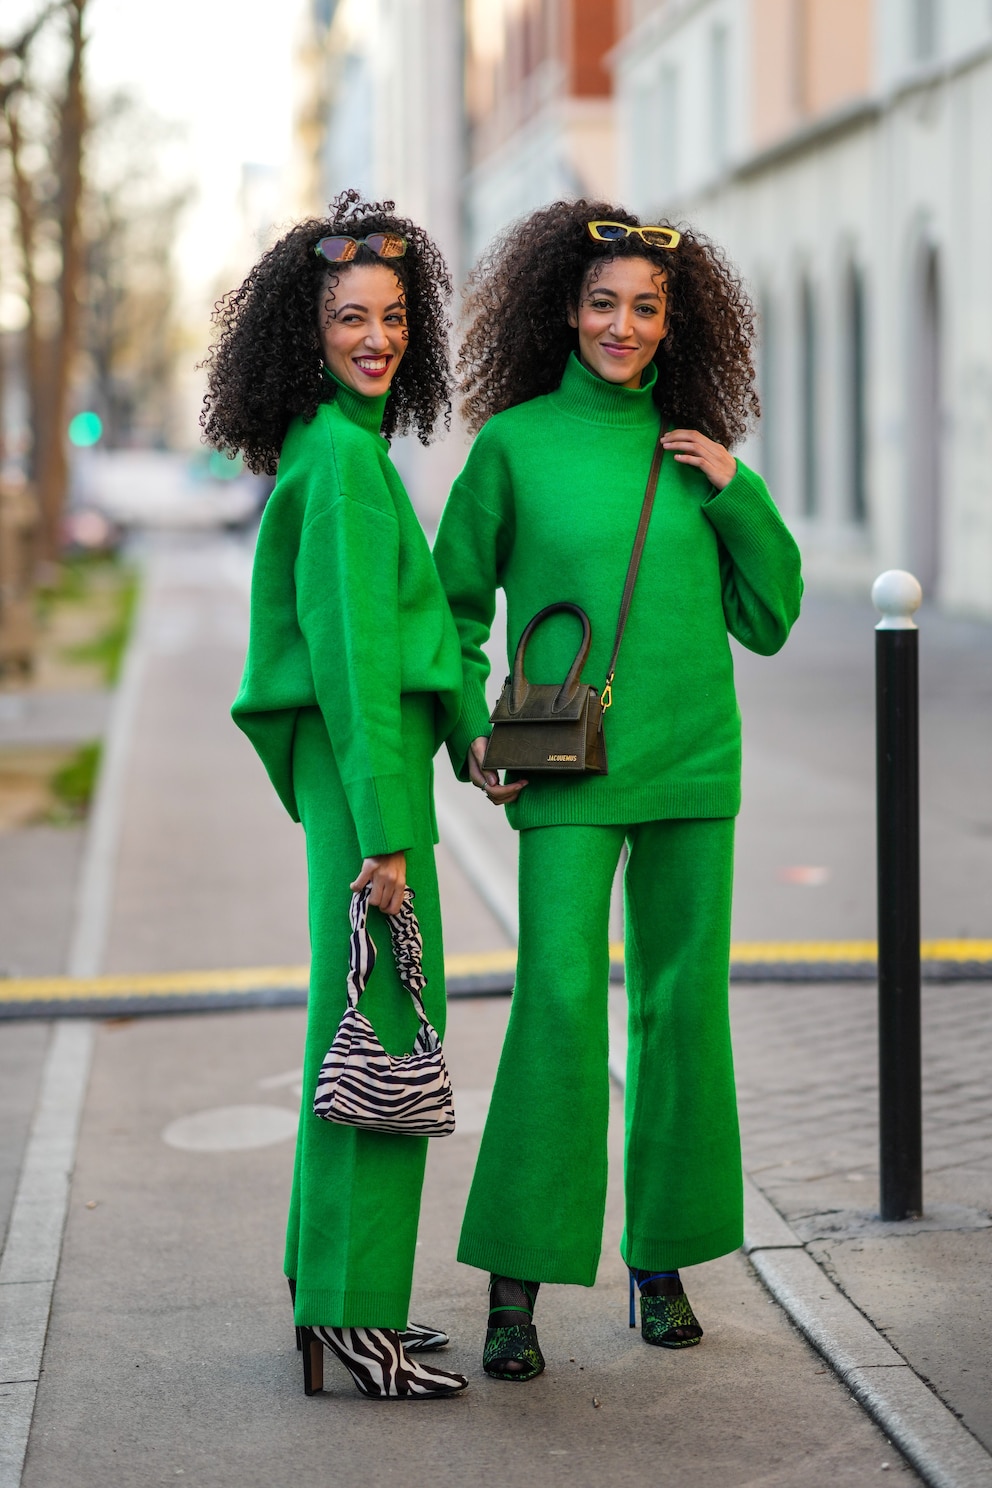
xmin=621 ymin=1217 xmax=744 ymax=1273
xmin=347 ymin=772 xmax=414 ymax=857
xmin=291 ymin=1284 xmax=410 ymax=1330
xmin=506 ymin=779 xmax=740 ymax=831
xmin=457 ymin=1231 xmax=601 ymax=1287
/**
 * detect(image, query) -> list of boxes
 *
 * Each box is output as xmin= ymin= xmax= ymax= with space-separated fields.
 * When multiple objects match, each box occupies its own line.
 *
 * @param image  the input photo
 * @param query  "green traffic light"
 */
xmin=68 ymin=411 xmax=103 ymax=447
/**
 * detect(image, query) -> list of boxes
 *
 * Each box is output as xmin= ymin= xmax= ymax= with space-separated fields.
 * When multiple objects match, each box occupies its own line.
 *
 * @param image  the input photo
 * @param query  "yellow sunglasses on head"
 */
xmin=587 ymin=220 xmax=681 ymax=251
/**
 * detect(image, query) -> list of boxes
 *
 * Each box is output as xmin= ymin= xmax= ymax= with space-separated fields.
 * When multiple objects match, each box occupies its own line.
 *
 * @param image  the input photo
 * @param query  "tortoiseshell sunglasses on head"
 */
xmin=314 ymin=232 xmax=409 ymax=263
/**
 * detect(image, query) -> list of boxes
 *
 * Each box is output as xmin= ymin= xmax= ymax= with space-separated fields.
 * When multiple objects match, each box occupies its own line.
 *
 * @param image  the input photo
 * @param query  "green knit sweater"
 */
xmin=231 ymin=371 xmax=462 ymax=856
xmin=433 ymin=353 xmax=802 ymax=829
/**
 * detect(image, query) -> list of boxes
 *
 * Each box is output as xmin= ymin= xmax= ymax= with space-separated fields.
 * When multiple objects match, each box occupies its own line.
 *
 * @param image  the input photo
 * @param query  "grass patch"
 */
xmin=49 ymin=741 xmax=102 ymax=820
xmin=37 ymin=553 xmax=94 ymax=615
xmin=42 ymin=554 xmax=140 ymax=686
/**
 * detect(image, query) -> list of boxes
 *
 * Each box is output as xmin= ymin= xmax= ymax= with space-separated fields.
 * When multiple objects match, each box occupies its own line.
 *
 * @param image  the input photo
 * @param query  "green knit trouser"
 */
xmin=458 ymin=818 xmax=743 ymax=1284
xmin=285 ymin=699 xmax=444 ymax=1329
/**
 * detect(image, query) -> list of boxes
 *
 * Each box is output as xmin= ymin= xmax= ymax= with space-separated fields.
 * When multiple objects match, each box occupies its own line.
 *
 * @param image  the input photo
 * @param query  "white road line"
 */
xmin=433 ymin=787 xmax=518 ymax=942
xmin=66 ymin=576 xmax=151 ymax=978
xmin=0 ymin=1020 xmax=95 ymax=1488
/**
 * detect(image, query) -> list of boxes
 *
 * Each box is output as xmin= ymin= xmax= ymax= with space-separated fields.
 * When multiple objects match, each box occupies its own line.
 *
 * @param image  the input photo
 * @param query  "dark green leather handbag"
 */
xmin=484 ymin=602 xmax=608 ymax=773
xmin=483 ymin=438 xmax=664 ymax=776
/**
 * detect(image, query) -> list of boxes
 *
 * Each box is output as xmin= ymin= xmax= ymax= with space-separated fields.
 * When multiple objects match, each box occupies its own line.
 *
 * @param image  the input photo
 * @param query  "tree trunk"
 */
xmin=6 ymin=107 xmax=45 ymax=475
xmin=35 ymin=0 xmax=87 ymax=562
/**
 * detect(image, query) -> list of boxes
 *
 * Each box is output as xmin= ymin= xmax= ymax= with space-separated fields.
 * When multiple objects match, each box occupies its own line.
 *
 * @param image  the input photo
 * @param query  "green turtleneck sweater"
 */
xmin=232 ymin=372 xmax=462 ymax=855
xmin=433 ymin=353 xmax=802 ymax=829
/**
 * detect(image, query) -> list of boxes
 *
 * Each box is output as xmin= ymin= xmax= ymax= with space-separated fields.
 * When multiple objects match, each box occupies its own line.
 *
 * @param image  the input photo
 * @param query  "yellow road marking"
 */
xmin=1 ymin=940 xmax=991 ymax=1008
xmin=444 ymin=949 xmax=517 ymax=977
xmin=0 ymin=966 xmax=310 ymax=1005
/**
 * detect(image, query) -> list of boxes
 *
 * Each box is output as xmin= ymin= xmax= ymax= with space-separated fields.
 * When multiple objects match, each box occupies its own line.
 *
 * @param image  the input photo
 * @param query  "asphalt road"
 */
xmin=4 ymin=527 xmax=992 ymax=1486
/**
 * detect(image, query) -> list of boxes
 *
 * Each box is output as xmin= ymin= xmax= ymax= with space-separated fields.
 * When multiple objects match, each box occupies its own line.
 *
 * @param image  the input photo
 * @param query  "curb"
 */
xmin=0 ymin=1021 xmax=95 ymax=1488
xmin=743 ymin=1180 xmax=992 ymax=1488
xmin=65 ymin=566 xmax=151 ymax=979
xmin=606 ymin=1005 xmax=992 ymax=1488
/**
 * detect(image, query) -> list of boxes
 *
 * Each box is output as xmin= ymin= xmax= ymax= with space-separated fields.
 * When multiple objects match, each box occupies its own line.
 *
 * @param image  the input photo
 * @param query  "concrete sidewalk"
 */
xmin=2 ymin=529 xmax=991 ymax=1486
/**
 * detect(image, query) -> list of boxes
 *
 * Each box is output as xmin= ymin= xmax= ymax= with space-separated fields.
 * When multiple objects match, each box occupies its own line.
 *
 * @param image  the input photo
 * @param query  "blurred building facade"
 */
xmin=294 ymin=0 xmax=465 ymax=276
xmin=464 ymin=0 xmax=618 ymax=258
xmin=614 ymin=0 xmax=992 ymax=616
xmin=295 ymin=0 xmax=992 ymax=616
xmin=292 ymin=0 xmax=469 ymax=519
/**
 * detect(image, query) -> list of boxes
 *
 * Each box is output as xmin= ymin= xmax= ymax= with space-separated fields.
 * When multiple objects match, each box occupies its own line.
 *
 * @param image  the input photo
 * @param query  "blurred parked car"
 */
xmin=70 ymin=449 xmax=269 ymax=532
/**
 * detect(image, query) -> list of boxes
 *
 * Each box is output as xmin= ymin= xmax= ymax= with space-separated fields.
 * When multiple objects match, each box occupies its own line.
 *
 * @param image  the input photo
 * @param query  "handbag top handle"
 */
xmin=347 ymin=885 xmax=429 ymax=1021
xmin=507 ymin=601 xmax=592 ymax=715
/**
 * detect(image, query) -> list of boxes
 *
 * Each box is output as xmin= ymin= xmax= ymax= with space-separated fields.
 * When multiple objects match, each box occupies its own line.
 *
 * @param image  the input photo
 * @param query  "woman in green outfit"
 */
xmin=433 ymin=199 xmax=803 ymax=1381
xmin=202 ymin=190 xmax=468 ymax=1400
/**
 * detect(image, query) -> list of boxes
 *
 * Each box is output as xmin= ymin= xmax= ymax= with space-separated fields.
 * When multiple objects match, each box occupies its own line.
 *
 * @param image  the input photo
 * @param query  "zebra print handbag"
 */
xmin=312 ymin=885 xmax=456 ymax=1137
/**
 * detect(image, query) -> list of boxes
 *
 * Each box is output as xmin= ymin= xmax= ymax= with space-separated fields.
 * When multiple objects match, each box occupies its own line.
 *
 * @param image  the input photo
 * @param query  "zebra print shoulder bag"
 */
xmin=312 ymin=885 xmax=456 ymax=1137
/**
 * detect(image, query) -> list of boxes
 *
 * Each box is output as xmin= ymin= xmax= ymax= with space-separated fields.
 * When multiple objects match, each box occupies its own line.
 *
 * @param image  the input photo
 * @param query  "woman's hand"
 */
xmin=350 ymin=851 xmax=407 ymax=916
xmin=468 ymin=736 xmax=528 ymax=805
xmin=662 ymin=429 xmax=737 ymax=490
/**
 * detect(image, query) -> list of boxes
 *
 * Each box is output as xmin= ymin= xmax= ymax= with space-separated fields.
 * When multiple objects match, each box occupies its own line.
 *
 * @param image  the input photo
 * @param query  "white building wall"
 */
xmin=312 ymin=0 xmax=470 ymax=520
xmin=464 ymin=92 xmax=615 ymax=263
xmin=371 ymin=0 xmax=465 ymax=278
xmin=614 ymin=0 xmax=992 ymax=617
xmin=618 ymin=0 xmax=747 ymax=209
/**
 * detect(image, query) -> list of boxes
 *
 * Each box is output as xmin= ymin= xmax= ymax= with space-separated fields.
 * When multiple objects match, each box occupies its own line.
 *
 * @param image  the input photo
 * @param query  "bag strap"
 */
xmin=600 ymin=437 xmax=664 ymax=711
xmin=347 ymin=886 xmax=429 ymax=1022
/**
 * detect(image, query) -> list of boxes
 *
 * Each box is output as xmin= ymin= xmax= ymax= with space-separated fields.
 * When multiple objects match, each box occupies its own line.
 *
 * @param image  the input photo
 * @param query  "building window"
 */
xmin=633 ymin=62 xmax=680 ymax=210
xmin=799 ymin=276 xmax=818 ymax=518
xmin=910 ymin=0 xmax=938 ymax=62
xmin=846 ymin=265 xmax=868 ymax=525
xmin=709 ymin=24 xmax=729 ymax=170
xmin=656 ymin=63 xmax=680 ymax=203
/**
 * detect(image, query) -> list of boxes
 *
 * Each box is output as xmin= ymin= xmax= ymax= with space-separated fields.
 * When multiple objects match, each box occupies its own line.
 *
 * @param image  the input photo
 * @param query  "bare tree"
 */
xmin=81 ymin=93 xmax=190 ymax=449
xmin=0 ymin=0 xmax=88 ymax=562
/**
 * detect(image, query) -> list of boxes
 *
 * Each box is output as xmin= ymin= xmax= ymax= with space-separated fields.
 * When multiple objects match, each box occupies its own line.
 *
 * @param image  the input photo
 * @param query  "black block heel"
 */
xmin=302 ymin=1326 xmax=467 ymax=1399
xmin=300 ymin=1326 xmax=325 ymax=1395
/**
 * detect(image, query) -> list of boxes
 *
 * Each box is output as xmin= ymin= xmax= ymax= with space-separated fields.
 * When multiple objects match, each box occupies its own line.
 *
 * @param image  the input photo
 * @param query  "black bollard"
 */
xmin=873 ymin=570 xmax=923 ymax=1221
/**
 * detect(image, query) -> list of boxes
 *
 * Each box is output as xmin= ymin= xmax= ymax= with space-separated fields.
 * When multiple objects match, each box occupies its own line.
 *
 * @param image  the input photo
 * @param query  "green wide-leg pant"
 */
xmin=285 ymin=699 xmax=444 ymax=1329
xmin=458 ymin=818 xmax=742 ymax=1283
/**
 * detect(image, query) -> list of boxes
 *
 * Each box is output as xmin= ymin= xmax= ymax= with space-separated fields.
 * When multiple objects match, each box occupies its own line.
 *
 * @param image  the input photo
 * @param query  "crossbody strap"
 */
xmin=600 ymin=437 xmax=665 ymax=710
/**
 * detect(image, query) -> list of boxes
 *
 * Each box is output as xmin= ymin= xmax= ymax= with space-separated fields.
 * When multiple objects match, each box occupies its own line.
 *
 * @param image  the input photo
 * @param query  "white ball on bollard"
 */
xmin=872 ymin=570 xmax=922 ymax=630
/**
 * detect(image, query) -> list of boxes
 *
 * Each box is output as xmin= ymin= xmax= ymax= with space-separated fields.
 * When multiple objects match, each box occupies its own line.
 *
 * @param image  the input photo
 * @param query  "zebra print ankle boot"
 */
xmin=289 ymin=1277 xmax=448 ymax=1353
xmin=301 ymin=1325 xmax=468 ymax=1399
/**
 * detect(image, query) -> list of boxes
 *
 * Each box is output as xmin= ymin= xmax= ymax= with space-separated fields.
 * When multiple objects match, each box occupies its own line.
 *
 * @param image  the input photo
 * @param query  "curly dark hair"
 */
xmin=458 ymin=198 xmax=759 ymax=447
xmin=200 ymin=189 xmax=453 ymax=474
